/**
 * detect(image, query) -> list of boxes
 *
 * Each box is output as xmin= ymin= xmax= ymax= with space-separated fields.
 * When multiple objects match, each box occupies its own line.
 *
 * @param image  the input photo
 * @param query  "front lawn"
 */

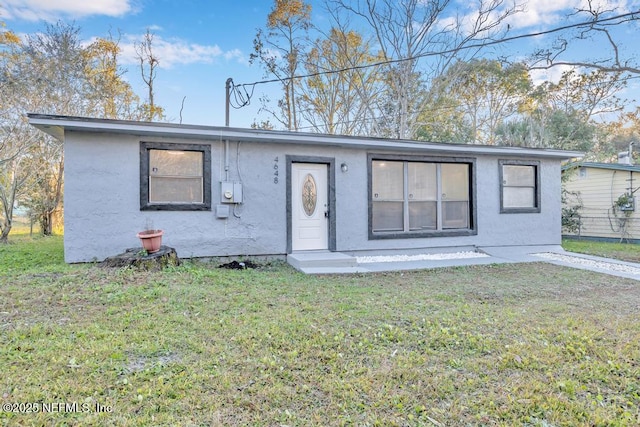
xmin=563 ymin=238 xmax=640 ymax=263
xmin=1 ymin=238 xmax=639 ymax=426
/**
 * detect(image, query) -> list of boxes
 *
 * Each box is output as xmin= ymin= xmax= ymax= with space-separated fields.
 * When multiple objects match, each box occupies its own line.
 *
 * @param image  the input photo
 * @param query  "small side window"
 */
xmin=499 ymin=160 xmax=540 ymax=213
xmin=140 ymin=142 xmax=211 ymax=211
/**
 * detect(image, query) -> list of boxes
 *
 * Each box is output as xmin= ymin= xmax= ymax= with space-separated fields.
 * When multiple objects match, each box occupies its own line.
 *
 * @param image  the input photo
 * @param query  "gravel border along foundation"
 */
xmin=534 ymin=252 xmax=640 ymax=275
xmin=357 ymin=251 xmax=489 ymax=264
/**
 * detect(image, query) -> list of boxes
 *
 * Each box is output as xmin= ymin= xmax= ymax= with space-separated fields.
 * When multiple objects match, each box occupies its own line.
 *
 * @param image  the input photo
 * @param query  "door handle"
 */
xmin=324 ymin=210 xmax=329 ymax=218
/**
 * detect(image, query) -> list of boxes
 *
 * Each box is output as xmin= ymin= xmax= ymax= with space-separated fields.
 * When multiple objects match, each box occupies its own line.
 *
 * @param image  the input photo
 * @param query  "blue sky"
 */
xmin=1 ymin=0 xmax=639 ymax=128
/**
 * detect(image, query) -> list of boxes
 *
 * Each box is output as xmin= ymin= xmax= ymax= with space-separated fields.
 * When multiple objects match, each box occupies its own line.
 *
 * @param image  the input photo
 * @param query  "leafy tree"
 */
xmin=20 ymin=133 xmax=64 ymax=236
xmin=10 ymin=23 xmax=88 ymax=235
xmin=496 ymin=69 xmax=626 ymax=152
xmin=595 ymin=108 xmax=640 ymax=162
xmin=0 ymin=22 xmax=145 ymax=240
xmin=414 ymin=91 xmax=472 ymax=143
xmin=0 ymin=25 xmax=38 ymax=241
xmin=561 ymin=166 xmax=583 ymax=235
xmin=252 ymin=0 xmax=312 ymax=130
xmin=496 ymin=109 xmax=597 ymax=151
xmin=85 ymin=32 xmax=143 ymax=120
xmin=426 ymin=59 xmax=531 ymax=145
xmin=541 ymin=70 xmax=627 ymax=120
xmin=298 ymin=27 xmax=383 ymax=135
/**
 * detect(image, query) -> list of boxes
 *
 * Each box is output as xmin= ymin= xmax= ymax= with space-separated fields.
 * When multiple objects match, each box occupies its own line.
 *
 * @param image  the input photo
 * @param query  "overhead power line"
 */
xmin=231 ymin=9 xmax=639 ymax=96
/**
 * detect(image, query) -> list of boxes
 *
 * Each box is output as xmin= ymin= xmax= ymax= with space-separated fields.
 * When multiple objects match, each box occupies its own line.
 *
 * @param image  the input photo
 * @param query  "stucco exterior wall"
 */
xmin=63 ymin=130 xmax=563 ymax=262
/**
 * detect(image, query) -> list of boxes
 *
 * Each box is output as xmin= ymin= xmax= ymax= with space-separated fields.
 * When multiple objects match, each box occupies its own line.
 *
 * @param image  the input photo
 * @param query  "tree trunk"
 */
xmin=0 ymin=167 xmax=18 ymax=243
xmin=42 ymin=212 xmax=53 ymax=236
xmin=0 ymin=221 xmax=11 ymax=243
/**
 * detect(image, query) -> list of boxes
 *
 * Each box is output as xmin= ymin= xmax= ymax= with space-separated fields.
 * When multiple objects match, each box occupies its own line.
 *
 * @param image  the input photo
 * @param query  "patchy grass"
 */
xmin=0 ymin=235 xmax=67 ymax=274
xmin=1 ymin=241 xmax=639 ymax=426
xmin=563 ymin=238 xmax=640 ymax=263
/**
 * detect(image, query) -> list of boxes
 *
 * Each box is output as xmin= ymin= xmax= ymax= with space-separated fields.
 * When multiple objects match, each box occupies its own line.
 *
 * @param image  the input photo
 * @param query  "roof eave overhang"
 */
xmin=563 ymin=161 xmax=640 ymax=173
xmin=28 ymin=113 xmax=583 ymax=160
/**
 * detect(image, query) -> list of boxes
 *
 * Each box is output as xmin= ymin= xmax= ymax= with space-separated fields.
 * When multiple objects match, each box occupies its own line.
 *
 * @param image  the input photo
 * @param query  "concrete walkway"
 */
xmin=287 ymin=245 xmax=640 ymax=281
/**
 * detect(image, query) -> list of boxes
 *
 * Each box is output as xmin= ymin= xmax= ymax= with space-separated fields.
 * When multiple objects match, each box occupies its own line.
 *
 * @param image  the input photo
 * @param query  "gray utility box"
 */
xmin=220 ymin=181 xmax=243 ymax=204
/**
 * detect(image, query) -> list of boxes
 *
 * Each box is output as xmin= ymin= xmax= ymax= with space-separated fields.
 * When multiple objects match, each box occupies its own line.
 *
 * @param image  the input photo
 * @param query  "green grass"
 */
xmin=563 ymin=238 xmax=640 ymax=263
xmin=1 ymin=239 xmax=639 ymax=426
xmin=0 ymin=234 xmax=67 ymax=274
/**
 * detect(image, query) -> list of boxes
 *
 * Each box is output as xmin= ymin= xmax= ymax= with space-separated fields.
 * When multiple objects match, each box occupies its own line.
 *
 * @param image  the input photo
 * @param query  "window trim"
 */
xmin=140 ymin=141 xmax=212 ymax=211
xmin=368 ymin=153 xmax=477 ymax=240
xmin=499 ymin=159 xmax=541 ymax=214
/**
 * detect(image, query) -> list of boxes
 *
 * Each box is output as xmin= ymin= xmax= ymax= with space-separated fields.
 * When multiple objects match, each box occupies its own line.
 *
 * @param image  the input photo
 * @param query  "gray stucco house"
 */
xmin=29 ymin=114 xmax=580 ymax=267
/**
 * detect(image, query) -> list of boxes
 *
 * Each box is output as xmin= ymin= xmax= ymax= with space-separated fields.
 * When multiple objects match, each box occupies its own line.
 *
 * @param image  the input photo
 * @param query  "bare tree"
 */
xmin=0 ymin=127 xmax=38 ymax=242
xmin=0 ymin=71 xmax=39 ymax=241
xmin=543 ymin=70 xmax=627 ymax=120
xmin=328 ymin=0 xmax=523 ymax=139
xmin=135 ymin=28 xmax=164 ymax=121
xmin=528 ymin=2 xmax=640 ymax=75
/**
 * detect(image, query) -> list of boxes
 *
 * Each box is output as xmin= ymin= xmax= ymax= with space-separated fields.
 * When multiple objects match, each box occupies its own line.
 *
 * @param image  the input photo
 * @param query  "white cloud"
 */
xmin=507 ymin=0 xmax=633 ymax=30
xmin=118 ymin=34 xmax=246 ymax=68
xmin=434 ymin=0 xmax=634 ymax=35
xmin=433 ymin=0 xmax=562 ymax=36
xmin=224 ymin=48 xmax=249 ymax=65
xmin=530 ymin=64 xmax=580 ymax=85
xmin=506 ymin=0 xmax=574 ymax=29
xmin=0 ymin=0 xmax=133 ymax=21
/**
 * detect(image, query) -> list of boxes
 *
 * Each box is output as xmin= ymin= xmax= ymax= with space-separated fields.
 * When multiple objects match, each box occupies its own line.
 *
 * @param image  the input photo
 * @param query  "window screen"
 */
xmin=140 ymin=142 xmax=211 ymax=211
xmin=372 ymin=161 xmax=404 ymax=231
xmin=500 ymin=161 xmax=540 ymax=213
xmin=149 ymin=150 xmax=204 ymax=203
xmin=371 ymin=159 xmax=472 ymax=235
xmin=408 ymin=162 xmax=437 ymax=230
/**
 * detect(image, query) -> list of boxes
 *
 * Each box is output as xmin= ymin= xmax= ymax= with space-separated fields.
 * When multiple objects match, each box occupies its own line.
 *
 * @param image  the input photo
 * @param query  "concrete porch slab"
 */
xmin=287 ymin=251 xmax=358 ymax=272
xmin=287 ymin=245 xmax=640 ymax=281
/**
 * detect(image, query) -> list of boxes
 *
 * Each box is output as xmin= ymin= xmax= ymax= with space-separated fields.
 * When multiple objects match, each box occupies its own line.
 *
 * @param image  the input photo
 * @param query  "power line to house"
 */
xmin=229 ymin=9 xmax=640 ymax=103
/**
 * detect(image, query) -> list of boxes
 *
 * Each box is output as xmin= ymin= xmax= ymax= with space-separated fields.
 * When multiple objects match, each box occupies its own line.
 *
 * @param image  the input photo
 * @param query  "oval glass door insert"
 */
xmin=302 ymin=173 xmax=317 ymax=217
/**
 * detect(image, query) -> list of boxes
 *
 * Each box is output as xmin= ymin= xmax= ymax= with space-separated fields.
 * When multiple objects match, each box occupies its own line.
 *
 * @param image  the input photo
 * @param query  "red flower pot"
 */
xmin=137 ymin=229 xmax=164 ymax=253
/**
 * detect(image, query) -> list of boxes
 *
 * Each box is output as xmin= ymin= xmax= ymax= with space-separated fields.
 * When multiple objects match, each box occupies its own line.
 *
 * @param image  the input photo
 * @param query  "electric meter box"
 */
xmin=619 ymin=196 xmax=635 ymax=212
xmin=220 ymin=181 xmax=243 ymax=204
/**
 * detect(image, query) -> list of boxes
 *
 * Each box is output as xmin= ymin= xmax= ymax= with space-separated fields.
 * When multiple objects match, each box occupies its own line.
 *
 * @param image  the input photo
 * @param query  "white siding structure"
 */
xmin=563 ymin=163 xmax=640 ymax=242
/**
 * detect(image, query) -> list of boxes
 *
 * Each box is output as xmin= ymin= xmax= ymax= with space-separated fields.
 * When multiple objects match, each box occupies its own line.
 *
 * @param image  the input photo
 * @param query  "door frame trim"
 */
xmin=286 ymin=156 xmax=336 ymax=253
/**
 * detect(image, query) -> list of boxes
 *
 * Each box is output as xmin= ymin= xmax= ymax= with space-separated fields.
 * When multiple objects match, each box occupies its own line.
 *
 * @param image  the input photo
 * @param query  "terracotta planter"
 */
xmin=137 ymin=229 xmax=164 ymax=253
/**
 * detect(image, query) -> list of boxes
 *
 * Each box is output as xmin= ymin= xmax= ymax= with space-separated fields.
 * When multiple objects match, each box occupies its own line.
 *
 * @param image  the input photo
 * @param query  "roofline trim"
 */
xmin=564 ymin=161 xmax=640 ymax=172
xmin=28 ymin=113 xmax=584 ymax=159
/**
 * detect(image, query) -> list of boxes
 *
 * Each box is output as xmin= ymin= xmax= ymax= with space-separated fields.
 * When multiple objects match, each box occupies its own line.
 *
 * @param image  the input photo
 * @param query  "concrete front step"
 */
xmin=287 ymin=251 xmax=358 ymax=272
xmin=301 ymin=266 xmax=371 ymax=274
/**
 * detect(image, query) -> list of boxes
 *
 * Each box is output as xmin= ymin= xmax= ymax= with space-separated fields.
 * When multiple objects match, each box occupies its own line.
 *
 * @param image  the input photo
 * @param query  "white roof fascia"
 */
xmin=28 ymin=114 xmax=583 ymax=160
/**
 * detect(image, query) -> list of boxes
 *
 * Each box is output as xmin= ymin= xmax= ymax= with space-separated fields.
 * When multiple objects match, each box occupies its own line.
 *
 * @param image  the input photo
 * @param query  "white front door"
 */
xmin=292 ymin=163 xmax=329 ymax=251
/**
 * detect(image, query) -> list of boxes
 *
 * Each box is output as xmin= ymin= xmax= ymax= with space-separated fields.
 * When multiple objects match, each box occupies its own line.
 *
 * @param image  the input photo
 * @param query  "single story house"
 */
xmin=563 ymin=161 xmax=640 ymax=243
xmin=29 ymin=114 xmax=581 ymax=266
